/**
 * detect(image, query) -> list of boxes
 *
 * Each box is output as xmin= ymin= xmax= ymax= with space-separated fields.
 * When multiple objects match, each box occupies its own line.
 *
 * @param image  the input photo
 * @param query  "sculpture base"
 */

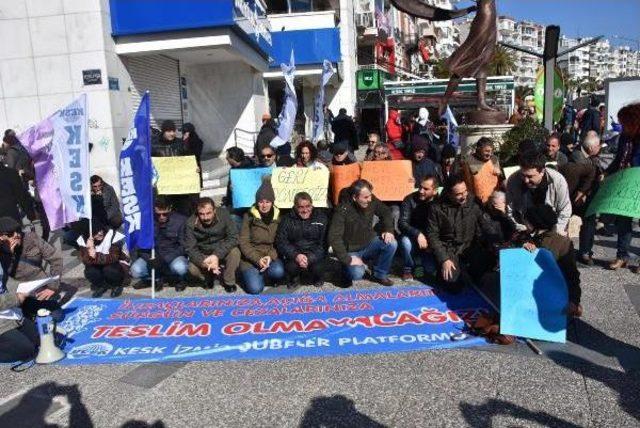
xmin=466 ymin=110 xmax=508 ymax=125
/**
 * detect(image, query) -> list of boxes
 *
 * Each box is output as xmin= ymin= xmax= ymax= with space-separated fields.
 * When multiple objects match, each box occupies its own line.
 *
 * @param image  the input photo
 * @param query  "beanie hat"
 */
xmin=411 ymin=135 xmax=430 ymax=154
xmin=255 ymin=181 xmax=275 ymax=203
xmin=524 ymin=204 xmax=558 ymax=231
xmin=0 ymin=217 xmax=21 ymax=234
xmin=331 ymin=140 xmax=349 ymax=155
xmin=161 ymin=120 xmax=176 ymax=133
xmin=441 ymin=144 xmax=456 ymax=159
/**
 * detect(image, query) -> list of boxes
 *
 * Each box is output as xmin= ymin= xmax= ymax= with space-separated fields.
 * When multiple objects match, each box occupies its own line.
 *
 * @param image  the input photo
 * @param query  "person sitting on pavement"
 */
xmin=506 ymin=150 xmax=572 ymax=234
xmin=90 ymin=175 xmax=123 ymax=230
xmin=0 ymin=219 xmax=38 ymax=363
xmin=4 ymin=219 xmax=63 ymax=321
xmin=545 ymin=133 xmax=568 ymax=168
xmin=522 ymin=204 xmax=583 ymax=317
xmin=131 ymin=197 xmax=189 ymax=292
xmin=276 ymin=192 xmax=328 ymax=289
xmin=295 ymin=140 xmax=327 ymax=170
xmin=331 ymin=141 xmax=357 ymax=166
xmin=460 ymin=137 xmax=502 ymax=205
xmin=328 ymin=179 xmax=397 ymax=287
xmin=185 ymin=197 xmax=240 ymax=293
xmin=559 ymin=133 xmax=602 ymax=266
xmin=398 ymin=175 xmax=439 ymax=281
xmin=78 ymin=220 xmax=127 ymax=298
xmin=410 ymin=135 xmax=441 ymax=186
xmin=239 ymin=183 xmax=285 ymax=295
xmin=427 ymin=175 xmax=488 ymax=293
xmin=479 ymin=191 xmax=522 ymax=269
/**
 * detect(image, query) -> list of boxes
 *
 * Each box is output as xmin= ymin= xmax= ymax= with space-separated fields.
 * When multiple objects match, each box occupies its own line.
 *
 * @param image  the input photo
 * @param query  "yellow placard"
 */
xmin=152 ymin=156 xmax=200 ymax=195
xmin=271 ymin=166 xmax=330 ymax=208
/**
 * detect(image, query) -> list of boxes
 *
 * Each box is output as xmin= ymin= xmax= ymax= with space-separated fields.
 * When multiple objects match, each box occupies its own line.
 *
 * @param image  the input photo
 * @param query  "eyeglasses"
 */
xmin=156 ymin=212 xmax=171 ymax=218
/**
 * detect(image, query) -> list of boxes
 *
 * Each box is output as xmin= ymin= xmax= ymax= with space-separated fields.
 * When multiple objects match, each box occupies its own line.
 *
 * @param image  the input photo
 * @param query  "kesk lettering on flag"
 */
xmin=18 ymin=95 xmax=91 ymax=230
xmin=119 ymin=92 xmax=154 ymax=250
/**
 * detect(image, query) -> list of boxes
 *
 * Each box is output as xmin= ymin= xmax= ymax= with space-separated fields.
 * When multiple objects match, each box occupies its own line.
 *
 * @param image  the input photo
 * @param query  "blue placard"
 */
xmin=57 ymin=286 xmax=492 ymax=365
xmin=499 ymin=248 xmax=568 ymax=343
xmin=230 ymin=167 xmax=272 ymax=209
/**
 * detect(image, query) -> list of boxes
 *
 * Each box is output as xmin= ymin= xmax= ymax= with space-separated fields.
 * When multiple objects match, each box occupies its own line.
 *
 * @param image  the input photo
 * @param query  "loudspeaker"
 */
xmin=35 ymin=308 xmax=65 ymax=364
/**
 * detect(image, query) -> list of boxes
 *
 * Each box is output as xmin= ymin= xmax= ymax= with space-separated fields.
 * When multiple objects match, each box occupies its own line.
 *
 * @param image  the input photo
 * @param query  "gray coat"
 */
xmin=184 ymin=207 xmax=238 ymax=267
xmin=506 ymin=167 xmax=572 ymax=232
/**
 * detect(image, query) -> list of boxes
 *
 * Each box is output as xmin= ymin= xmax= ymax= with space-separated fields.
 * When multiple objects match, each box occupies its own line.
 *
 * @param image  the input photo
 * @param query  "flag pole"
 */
xmin=151 ymin=248 xmax=156 ymax=299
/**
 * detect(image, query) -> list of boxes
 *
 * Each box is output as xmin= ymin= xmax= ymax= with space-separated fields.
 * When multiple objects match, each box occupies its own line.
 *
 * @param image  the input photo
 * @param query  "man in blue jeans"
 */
xmin=328 ymin=180 xmax=397 ymax=286
xmin=398 ymin=175 xmax=438 ymax=280
xmin=131 ymin=197 xmax=188 ymax=291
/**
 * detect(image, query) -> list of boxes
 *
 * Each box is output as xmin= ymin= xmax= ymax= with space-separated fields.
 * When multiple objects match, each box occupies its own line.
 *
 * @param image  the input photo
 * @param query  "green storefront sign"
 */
xmin=383 ymin=78 xmax=515 ymax=96
xmin=534 ymin=67 xmax=564 ymax=124
xmin=357 ymin=69 xmax=382 ymax=91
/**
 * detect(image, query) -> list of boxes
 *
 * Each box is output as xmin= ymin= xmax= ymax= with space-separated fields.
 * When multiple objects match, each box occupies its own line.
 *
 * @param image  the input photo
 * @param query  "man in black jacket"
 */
xmin=427 ymin=175 xmax=487 ymax=292
xmin=131 ymin=197 xmax=188 ymax=291
xmin=0 ymin=164 xmax=35 ymax=223
xmin=90 ymin=175 xmax=123 ymax=229
xmin=398 ymin=175 xmax=438 ymax=280
xmin=276 ymin=192 xmax=328 ymax=288
xmin=328 ymin=180 xmax=397 ymax=286
xmin=151 ymin=120 xmax=185 ymax=157
xmin=331 ymin=108 xmax=358 ymax=152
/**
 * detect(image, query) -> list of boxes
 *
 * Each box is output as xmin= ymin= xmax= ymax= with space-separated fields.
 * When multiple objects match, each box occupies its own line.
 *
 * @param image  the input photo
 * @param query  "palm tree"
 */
xmin=489 ymin=46 xmax=516 ymax=76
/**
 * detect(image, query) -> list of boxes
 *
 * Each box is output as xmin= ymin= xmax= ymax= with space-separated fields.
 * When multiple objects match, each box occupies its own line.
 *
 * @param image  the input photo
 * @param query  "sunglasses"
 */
xmin=155 ymin=212 xmax=171 ymax=218
xmin=260 ymin=154 xmax=274 ymax=159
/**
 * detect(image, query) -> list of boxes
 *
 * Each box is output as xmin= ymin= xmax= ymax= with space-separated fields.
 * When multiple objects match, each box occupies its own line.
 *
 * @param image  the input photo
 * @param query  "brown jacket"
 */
xmin=239 ymin=206 xmax=281 ymax=270
xmin=13 ymin=231 xmax=63 ymax=289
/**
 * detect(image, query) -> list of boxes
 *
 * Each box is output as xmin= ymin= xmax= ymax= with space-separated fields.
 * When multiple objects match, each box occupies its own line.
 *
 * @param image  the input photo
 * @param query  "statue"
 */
xmin=390 ymin=0 xmax=500 ymax=120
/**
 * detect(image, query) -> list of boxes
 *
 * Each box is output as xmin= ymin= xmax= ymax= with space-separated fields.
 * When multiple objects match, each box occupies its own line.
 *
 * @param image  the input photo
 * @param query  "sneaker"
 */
xmin=91 ymin=287 xmax=108 ymax=298
xmin=401 ymin=270 xmax=414 ymax=281
xmin=110 ymin=286 xmax=123 ymax=298
xmin=222 ymin=283 xmax=237 ymax=293
xmin=153 ymin=281 xmax=164 ymax=292
xmin=313 ymin=279 xmax=324 ymax=288
xmin=175 ymin=282 xmax=187 ymax=292
xmin=132 ymin=280 xmax=150 ymax=290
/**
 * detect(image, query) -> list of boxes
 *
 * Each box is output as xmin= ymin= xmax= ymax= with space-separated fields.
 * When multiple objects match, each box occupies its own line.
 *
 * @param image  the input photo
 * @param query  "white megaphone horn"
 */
xmin=35 ymin=308 xmax=65 ymax=364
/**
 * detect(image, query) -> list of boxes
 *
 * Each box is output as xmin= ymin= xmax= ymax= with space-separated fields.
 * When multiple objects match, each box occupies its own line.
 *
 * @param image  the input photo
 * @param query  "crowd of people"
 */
xmin=1 ymin=99 xmax=639 ymax=363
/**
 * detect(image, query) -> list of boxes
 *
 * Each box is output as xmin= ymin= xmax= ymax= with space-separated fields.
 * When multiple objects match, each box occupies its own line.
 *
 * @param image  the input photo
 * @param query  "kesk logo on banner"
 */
xmin=18 ymin=95 xmax=91 ymax=230
xmin=120 ymin=92 xmax=154 ymax=251
xmin=271 ymin=166 xmax=329 ymax=208
xmin=57 ymin=285 xmax=491 ymax=365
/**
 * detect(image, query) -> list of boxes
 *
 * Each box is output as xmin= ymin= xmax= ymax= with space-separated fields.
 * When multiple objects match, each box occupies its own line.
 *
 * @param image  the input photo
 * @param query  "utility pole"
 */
xmin=501 ymin=27 xmax=602 ymax=131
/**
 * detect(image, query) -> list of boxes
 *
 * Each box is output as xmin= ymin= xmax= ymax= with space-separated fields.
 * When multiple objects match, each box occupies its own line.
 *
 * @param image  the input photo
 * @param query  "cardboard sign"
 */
xmin=586 ymin=167 xmax=640 ymax=218
xmin=330 ymin=163 xmax=361 ymax=205
xmin=271 ymin=167 xmax=329 ymax=208
xmin=499 ymin=248 xmax=568 ymax=343
xmin=503 ymin=165 xmax=520 ymax=182
xmin=360 ymin=160 xmax=414 ymax=201
xmin=229 ymin=167 xmax=272 ymax=208
xmin=152 ymin=156 xmax=200 ymax=195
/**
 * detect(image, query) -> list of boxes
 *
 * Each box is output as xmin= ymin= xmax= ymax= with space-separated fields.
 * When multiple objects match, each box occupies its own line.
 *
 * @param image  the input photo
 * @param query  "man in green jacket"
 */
xmin=328 ymin=180 xmax=397 ymax=286
xmin=185 ymin=198 xmax=240 ymax=292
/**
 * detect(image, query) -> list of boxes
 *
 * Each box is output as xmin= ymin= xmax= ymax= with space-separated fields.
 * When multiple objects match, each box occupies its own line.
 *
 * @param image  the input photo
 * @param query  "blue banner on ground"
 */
xmin=58 ymin=286 xmax=491 ymax=365
xmin=500 ymin=248 xmax=568 ymax=343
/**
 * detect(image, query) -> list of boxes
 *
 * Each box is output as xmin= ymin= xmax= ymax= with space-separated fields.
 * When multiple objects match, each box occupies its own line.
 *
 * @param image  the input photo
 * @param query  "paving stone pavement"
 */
xmin=0 ymin=223 xmax=638 ymax=427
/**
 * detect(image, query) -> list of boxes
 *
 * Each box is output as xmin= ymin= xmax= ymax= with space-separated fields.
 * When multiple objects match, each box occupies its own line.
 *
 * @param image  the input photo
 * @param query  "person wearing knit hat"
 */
xmin=239 ymin=182 xmax=284 ymax=294
xmin=439 ymin=144 xmax=458 ymax=183
xmin=0 ymin=217 xmax=21 ymax=235
xmin=410 ymin=135 xmax=441 ymax=186
xmin=331 ymin=140 xmax=356 ymax=166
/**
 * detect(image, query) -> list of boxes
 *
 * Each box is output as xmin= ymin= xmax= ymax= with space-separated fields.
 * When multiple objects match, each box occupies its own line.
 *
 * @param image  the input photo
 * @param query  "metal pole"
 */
xmin=151 ymin=248 xmax=156 ymax=299
xmin=543 ymin=56 xmax=556 ymax=131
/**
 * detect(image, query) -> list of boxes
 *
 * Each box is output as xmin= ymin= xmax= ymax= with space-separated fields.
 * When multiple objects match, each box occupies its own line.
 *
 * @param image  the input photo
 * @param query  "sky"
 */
xmin=477 ymin=0 xmax=640 ymax=48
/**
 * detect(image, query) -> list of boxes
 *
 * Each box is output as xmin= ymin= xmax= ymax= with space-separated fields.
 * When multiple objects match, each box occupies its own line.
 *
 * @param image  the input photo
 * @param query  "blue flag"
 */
xmin=119 ymin=92 xmax=154 ymax=250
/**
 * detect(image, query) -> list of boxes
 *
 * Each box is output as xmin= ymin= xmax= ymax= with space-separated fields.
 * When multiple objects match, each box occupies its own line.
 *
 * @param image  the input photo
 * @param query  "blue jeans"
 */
xmin=241 ymin=259 xmax=285 ymax=295
xmin=345 ymin=238 xmax=398 ymax=281
xmin=615 ymin=216 xmax=634 ymax=260
xmin=131 ymin=256 xmax=189 ymax=280
xmin=399 ymin=235 xmax=437 ymax=273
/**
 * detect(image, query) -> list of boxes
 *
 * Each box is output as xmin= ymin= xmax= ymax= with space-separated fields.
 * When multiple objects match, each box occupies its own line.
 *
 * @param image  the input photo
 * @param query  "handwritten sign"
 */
xmin=499 ymin=248 xmax=568 ymax=343
xmin=229 ymin=167 xmax=272 ymax=208
xmin=502 ymin=165 xmax=520 ymax=182
xmin=586 ymin=167 xmax=640 ymax=218
xmin=271 ymin=167 xmax=330 ymax=208
xmin=152 ymin=156 xmax=200 ymax=195
xmin=360 ymin=160 xmax=414 ymax=201
xmin=330 ymin=163 xmax=361 ymax=205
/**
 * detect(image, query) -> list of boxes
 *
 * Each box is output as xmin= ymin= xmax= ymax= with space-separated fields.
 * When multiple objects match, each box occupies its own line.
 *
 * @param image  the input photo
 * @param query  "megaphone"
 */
xmin=35 ymin=308 xmax=65 ymax=364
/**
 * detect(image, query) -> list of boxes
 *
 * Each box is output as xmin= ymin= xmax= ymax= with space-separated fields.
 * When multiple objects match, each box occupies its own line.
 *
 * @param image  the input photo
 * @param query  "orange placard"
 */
xmin=330 ymin=163 xmax=361 ymax=205
xmin=361 ymin=160 xmax=415 ymax=201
